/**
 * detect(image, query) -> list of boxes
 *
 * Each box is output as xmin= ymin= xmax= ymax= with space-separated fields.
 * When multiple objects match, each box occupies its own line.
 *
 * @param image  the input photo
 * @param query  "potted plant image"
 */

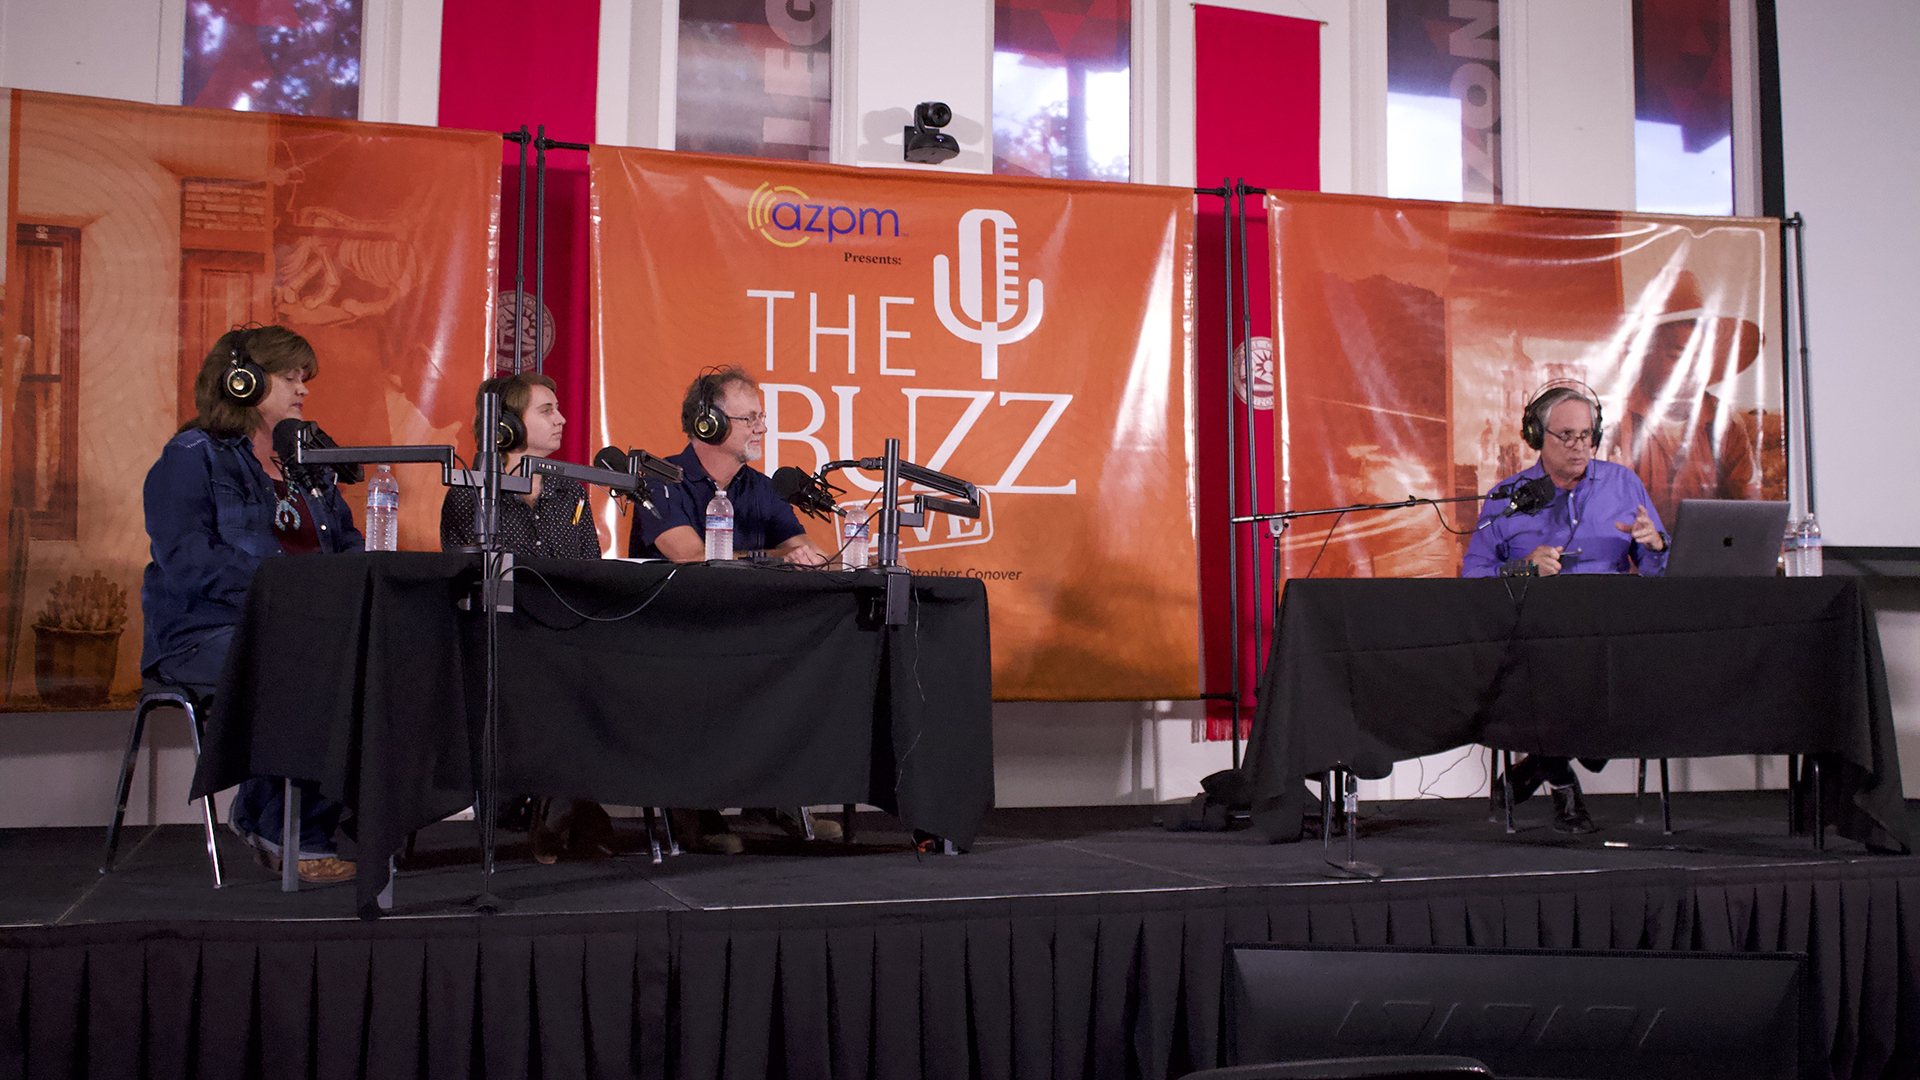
xmin=33 ymin=571 xmax=127 ymax=709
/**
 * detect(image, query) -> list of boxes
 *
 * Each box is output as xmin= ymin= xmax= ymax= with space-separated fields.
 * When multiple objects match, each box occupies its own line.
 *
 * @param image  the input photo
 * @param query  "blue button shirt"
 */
xmin=630 ymin=444 xmax=805 ymax=558
xmin=1462 ymin=459 xmax=1667 ymax=577
xmin=142 ymin=428 xmax=364 ymax=672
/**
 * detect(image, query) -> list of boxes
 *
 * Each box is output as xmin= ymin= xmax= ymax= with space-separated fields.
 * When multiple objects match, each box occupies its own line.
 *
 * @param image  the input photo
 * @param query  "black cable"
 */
xmin=1431 ymin=499 xmax=1475 ymax=535
xmin=507 ymin=563 xmax=681 ymax=626
xmin=1302 ymin=511 xmax=1347 ymax=579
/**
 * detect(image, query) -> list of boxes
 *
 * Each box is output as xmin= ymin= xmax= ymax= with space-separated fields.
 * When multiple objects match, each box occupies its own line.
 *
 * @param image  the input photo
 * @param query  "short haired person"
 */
xmin=439 ymin=372 xmax=600 ymax=559
xmin=635 ymin=367 xmax=835 ymax=851
xmin=143 ymin=326 xmax=364 ymax=883
xmin=1461 ymin=383 xmax=1669 ymax=833
xmin=631 ymin=367 xmax=827 ymax=566
xmin=440 ymin=372 xmax=610 ymax=862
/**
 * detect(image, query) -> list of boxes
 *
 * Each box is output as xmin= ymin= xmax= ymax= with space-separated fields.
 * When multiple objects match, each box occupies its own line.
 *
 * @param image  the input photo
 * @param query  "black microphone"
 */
xmin=272 ymin=419 xmax=365 ymax=485
xmin=771 ymin=466 xmax=842 ymax=521
xmin=593 ymin=446 xmax=661 ymax=518
xmin=272 ymin=419 xmax=364 ymax=487
xmin=1504 ymin=475 xmax=1555 ymax=516
xmin=1476 ymin=474 xmax=1557 ymax=530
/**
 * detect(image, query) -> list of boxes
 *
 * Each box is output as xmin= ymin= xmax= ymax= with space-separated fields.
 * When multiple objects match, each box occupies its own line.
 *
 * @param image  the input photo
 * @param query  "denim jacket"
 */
xmin=141 ymin=427 xmax=364 ymax=673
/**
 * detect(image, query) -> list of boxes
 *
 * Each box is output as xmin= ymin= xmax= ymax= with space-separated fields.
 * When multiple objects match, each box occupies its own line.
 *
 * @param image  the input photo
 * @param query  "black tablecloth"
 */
xmin=193 ymin=554 xmax=995 ymax=916
xmin=1245 ymin=577 xmax=1910 ymax=853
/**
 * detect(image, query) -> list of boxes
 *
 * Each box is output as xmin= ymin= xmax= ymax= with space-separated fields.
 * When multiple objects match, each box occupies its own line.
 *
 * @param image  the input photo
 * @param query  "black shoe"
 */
xmin=1549 ymin=781 xmax=1596 ymax=834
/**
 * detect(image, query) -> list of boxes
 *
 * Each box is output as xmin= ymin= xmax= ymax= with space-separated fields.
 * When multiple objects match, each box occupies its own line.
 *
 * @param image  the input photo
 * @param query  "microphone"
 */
xmin=593 ymin=446 xmax=661 ymax=518
xmin=272 ymin=419 xmax=364 ymax=486
xmin=1476 ymin=475 xmax=1557 ymax=530
xmin=1507 ymin=475 xmax=1555 ymax=515
xmin=771 ymin=466 xmax=842 ymax=521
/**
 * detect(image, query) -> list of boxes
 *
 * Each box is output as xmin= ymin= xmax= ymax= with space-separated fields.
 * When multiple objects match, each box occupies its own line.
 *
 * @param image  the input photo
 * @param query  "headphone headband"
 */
xmin=1520 ymin=379 xmax=1604 ymax=452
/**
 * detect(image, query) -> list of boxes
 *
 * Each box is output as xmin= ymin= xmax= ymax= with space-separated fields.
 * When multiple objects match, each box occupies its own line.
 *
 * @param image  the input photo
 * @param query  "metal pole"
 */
xmin=534 ymin=125 xmax=548 ymax=376
xmin=1787 ymin=214 xmax=1817 ymax=517
xmin=1236 ymin=181 xmax=1265 ymax=733
xmin=1214 ymin=180 xmax=1243 ymax=769
xmin=513 ymin=125 xmax=529 ymax=375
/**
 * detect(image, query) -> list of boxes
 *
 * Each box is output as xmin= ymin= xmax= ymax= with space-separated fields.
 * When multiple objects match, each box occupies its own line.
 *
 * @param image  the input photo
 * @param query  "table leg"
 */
xmin=1812 ymin=756 xmax=1825 ymax=851
xmin=377 ymin=855 xmax=395 ymax=911
xmin=1659 ymin=759 xmax=1673 ymax=836
xmin=1501 ymin=752 xmax=1516 ymax=835
xmin=1634 ymin=760 xmax=1648 ymax=824
xmin=842 ymin=804 xmax=856 ymax=844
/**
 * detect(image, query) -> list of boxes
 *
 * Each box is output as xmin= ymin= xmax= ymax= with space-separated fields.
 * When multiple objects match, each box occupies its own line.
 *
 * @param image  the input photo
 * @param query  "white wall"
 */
xmin=0 ymin=0 xmax=185 ymax=105
xmin=1776 ymin=0 xmax=1920 ymax=548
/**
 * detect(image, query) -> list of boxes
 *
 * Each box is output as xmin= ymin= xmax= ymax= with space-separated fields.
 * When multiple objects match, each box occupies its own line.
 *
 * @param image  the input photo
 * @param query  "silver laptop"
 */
xmin=1665 ymin=499 xmax=1791 ymax=577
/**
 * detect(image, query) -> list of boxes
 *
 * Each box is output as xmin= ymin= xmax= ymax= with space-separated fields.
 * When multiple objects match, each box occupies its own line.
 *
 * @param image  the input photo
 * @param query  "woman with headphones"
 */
xmin=439 ymin=371 xmax=600 ymax=559
xmin=142 ymin=326 xmax=364 ymax=884
xmin=440 ymin=371 xmax=607 ymax=863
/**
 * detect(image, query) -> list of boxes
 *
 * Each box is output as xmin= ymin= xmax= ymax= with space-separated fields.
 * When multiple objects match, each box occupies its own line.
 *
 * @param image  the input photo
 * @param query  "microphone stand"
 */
xmin=844 ymin=439 xmax=981 ymax=627
xmin=1230 ymin=487 xmax=1514 ymax=883
xmin=292 ymin=409 xmax=531 ymax=913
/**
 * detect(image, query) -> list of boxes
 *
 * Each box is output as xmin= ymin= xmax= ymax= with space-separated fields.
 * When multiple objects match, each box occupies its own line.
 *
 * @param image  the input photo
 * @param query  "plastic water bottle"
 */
xmin=365 ymin=465 xmax=399 ymax=551
xmin=1781 ymin=520 xmax=1800 ymax=576
xmin=841 ymin=506 xmax=870 ymax=569
xmin=703 ymin=488 xmax=734 ymax=561
xmin=1800 ymin=513 xmax=1823 ymax=577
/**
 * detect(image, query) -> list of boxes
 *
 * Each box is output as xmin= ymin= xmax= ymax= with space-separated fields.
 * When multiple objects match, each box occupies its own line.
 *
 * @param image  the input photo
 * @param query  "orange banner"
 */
xmin=590 ymin=148 xmax=1198 ymax=701
xmin=0 ymin=90 xmax=499 ymax=711
xmin=1267 ymin=192 xmax=1784 ymax=580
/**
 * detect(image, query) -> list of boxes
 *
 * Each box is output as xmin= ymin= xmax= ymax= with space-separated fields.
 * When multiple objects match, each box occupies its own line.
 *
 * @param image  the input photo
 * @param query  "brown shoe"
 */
xmin=295 ymin=856 xmax=357 ymax=883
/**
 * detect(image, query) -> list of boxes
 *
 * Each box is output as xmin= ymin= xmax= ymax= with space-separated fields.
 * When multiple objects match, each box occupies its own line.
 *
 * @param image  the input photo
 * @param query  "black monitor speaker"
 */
xmin=1227 ymin=943 xmax=1812 ymax=1080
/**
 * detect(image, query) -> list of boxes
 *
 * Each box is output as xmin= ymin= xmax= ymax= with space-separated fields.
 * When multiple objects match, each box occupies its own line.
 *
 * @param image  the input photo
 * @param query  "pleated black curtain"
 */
xmin=5 ymin=861 xmax=1918 ymax=1080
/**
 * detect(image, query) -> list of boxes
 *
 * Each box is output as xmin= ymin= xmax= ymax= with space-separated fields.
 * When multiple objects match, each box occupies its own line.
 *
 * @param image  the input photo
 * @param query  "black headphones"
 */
xmin=220 ymin=327 xmax=269 ymax=407
xmin=1520 ymin=381 xmax=1604 ymax=451
xmin=486 ymin=374 xmax=528 ymax=453
xmin=690 ymin=370 xmax=731 ymax=445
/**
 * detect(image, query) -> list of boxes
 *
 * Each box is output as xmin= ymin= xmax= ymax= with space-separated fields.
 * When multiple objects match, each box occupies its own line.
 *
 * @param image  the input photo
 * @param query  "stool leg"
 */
xmin=1321 ymin=771 xmax=1336 ymax=850
xmin=659 ymin=808 xmax=682 ymax=856
xmin=101 ymin=705 xmax=151 ymax=874
xmin=182 ymin=703 xmax=224 ymax=889
xmin=796 ymin=807 xmax=816 ymax=841
xmin=1659 ymin=759 xmax=1673 ymax=836
xmin=1502 ymin=751 xmax=1516 ymax=835
xmin=643 ymin=806 xmax=664 ymax=865
xmin=1811 ymin=756 xmax=1825 ymax=851
xmin=281 ymin=779 xmax=301 ymax=892
xmin=1634 ymin=760 xmax=1648 ymax=824
xmin=1344 ymin=771 xmax=1360 ymax=865
xmin=1787 ymin=754 xmax=1803 ymax=835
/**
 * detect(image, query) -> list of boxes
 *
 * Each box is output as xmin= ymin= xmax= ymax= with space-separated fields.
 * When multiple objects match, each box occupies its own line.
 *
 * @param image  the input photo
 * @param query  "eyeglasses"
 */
xmin=1544 ymin=428 xmax=1596 ymax=448
xmin=723 ymin=412 xmax=768 ymax=430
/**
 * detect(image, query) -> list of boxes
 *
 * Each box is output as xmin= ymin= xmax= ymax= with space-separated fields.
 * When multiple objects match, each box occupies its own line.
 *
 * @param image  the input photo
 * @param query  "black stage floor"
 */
xmin=0 ymin=790 xmax=1894 ymax=926
xmin=6 ymin=793 xmax=1920 ymax=1080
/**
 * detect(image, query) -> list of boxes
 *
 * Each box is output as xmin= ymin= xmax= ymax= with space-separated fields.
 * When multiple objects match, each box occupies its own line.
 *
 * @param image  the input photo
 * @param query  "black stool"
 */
xmin=101 ymin=681 xmax=224 ymax=887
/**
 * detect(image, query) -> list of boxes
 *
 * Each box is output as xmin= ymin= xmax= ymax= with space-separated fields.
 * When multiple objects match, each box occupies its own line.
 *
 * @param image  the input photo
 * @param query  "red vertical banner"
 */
xmin=1193 ymin=6 xmax=1318 ymax=740
xmin=437 ymin=0 xmax=601 ymax=466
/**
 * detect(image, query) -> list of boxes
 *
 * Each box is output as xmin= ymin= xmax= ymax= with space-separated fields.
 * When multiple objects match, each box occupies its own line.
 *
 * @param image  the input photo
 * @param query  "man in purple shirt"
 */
xmin=1463 ymin=384 xmax=1669 ymax=832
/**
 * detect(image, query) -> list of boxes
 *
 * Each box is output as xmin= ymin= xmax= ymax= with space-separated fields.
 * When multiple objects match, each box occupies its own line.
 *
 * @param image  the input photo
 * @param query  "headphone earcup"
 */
xmin=495 ymin=409 xmax=527 ymax=453
xmin=692 ymin=405 xmax=729 ymax=445
xmin=1520 ymin=413 xmax=1543 ymax=451
xmin=222 ymin=360 xmax=268 ymax=407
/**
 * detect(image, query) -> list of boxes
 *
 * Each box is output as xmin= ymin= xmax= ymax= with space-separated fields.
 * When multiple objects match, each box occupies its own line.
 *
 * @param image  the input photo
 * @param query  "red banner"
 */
xmin=0 ymin=90 xmax=500 ymax=711
xmin=590 ymin=148 xmax=1199 ymax=701
xmin=1268 ymin=192 xmax=1784 ymax=580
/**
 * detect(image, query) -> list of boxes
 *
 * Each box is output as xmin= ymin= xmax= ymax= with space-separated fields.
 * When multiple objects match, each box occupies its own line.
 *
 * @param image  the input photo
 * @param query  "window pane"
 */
xmin=1386 ymin=0 xmax=1501 ymax=203
xmin=677 ymin=0 xmax=833 ymax=162
xmin=1634 ymin=0 xmax=1734 ymax=215
xmin=184 ymin=0 xmax=363 ymax=119
xmin=993 ymin=0 xmax=1130 ymax=182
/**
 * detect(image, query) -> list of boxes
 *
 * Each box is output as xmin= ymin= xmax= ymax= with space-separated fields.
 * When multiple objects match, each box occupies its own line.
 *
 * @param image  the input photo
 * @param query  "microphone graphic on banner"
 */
xmin=933 ymin=209 xmax=1045 ymax=380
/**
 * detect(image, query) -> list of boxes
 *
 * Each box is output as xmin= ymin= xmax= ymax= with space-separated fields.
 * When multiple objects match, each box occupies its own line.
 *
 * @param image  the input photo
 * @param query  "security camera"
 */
xmin=903 ymin=101 xmax=960 ymax=164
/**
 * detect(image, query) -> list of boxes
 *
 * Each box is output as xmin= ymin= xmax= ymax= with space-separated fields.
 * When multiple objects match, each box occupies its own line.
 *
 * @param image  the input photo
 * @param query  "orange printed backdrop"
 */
xmin=0 ymin=90 xmax=498 ymax=711
xmin=1267 ymin=192 xmax=1784 ymax=580
xmin=591 ymin=148 xmax=1198 ymax=701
